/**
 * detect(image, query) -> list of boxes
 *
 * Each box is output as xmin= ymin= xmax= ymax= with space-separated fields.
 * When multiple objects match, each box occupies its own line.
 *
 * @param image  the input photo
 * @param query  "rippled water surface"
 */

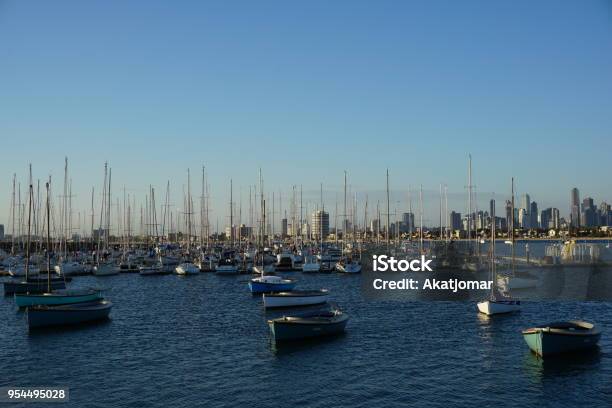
xmin=2 ymin=246 xmax=612 ymax=407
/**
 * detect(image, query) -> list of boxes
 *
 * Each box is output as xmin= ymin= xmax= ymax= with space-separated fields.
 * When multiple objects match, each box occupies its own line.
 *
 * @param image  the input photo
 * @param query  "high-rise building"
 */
xmin=505 ymin=200 xmax=513 ymax=231
xmin=450 ymin=211 xmax=462 ymax=231
xmin=541 ymin=208 xmax=552 ymax=230
xmin=551 ymin=208 xmax=560 ymax=229
xmin=0 ymin=224 xmax=4 ymax=240
xmin=570 ymin=187 xmax=580 ymax=228
xmin=599 ymin=202 xmax=611 ymax=226
xmin=530 ymin=201 xmax=538 ymax=229
xmin=518 ymin=208 xmax=528 ymax=229
xmin=521 ymin=194 xmax=530 ymax=212
xmin=370 ymin=219 xmax=380 ymax=235
xmin=281 ymin=218 xmax=288 ymax=237
xmin=311 ymin=210 xmax=329 ymax=239
xmin=581 ymin=197 xmax=596 ymax=227
xmin=401 ymin=212 xmax=414 ymax=232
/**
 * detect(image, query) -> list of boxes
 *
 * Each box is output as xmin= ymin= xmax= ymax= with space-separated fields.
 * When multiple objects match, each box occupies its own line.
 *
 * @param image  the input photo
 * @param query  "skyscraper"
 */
xmin=521 ymin=194 xmax=530 ymax=212
xmin=541 ymin=208 xmax=552 ymax=230
xmin=311 ymin=210 xmax=329 ymax=239
xmin=450 ymin=211 xmax=462 ymax=231
xmin=505 ymin=200 xmax=513 ymax=233
xmin=530 ymin=201 xmax=538 ymax=229
xmin=401 ymin=212 xmax=414 ymax=233
xmin=518 ymin=208 xmax=528 ymax=229
xmin=581 ymin=197 xmax=596 ymax=227
xmin=570 ymin=187 xmax=580 ymax=228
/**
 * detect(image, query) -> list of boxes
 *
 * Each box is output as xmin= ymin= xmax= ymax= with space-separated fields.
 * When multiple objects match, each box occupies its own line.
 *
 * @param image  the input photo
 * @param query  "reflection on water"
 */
xmin=270 ymin=333 xmax=348 ymax=356
xmin=522 ymin=347 xmax=602 ymax=382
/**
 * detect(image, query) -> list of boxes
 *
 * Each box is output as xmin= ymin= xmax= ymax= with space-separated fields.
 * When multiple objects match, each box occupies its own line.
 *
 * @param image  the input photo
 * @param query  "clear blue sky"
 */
xmin=1 ymin=0 xmax=611 ymax=230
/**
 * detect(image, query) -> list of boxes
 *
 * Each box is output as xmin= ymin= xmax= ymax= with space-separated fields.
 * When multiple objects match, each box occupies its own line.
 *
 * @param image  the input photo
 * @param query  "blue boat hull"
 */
xmin=523 ymin=330 xmax=601 ymax=357
xmin=27 ymin=301 xmax=112 ymax=329
xmin=248 ymin=281 xmax=296 ymax=294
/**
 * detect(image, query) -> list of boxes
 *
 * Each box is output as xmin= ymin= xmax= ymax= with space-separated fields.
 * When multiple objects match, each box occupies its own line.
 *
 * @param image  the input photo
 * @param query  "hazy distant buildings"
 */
xmin=0 ymin=224 xmax=3 ymax=240
xmin=311 ymin=210 xmax=329 ymax=239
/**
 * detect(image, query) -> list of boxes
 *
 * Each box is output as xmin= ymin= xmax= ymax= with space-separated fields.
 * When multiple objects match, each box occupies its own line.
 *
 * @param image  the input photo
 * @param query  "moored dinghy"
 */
xmin=263 ymin=289 xmax=330 ymax=309
xmin=15 ymin=288 xmax=103 ymax=308
xmin=268 ymin=307 xmax=349 ymax=341
xmin=249 ymin=275 xmax=296 ymax=294
xmin=27 ymin=300 xmax=112 ymax=329
xmin=522 ymin=321 xmax=601 ymax=357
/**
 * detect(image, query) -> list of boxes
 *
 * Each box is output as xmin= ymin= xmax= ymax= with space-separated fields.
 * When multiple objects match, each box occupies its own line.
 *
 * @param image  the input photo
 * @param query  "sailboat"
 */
xmin=249 ymin=171 xmax=296 ymax=293
xmin=93 ymin=163 xmax=119 ymax=276
xmin=477 ymin=180 xmax=520 ymax=315
xmin=15 ymin=181 xmax=103 ymax=308
xmin=175 ymin=169 xmax=200 ymax=275
xmin=336 ymin=172 xmax=362 ymax=273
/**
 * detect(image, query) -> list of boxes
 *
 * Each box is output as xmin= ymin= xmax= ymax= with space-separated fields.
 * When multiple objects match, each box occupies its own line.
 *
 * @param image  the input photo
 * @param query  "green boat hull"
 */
xmin=523 ymin=329 xmax=600 ymax=357
xmin=15 ymin=291 xmax=103 ymax=308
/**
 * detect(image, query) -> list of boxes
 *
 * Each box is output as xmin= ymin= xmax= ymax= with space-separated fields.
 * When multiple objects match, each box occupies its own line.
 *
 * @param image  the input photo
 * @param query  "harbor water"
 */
xmin=1 ymin=243 xmax=611 ymax=407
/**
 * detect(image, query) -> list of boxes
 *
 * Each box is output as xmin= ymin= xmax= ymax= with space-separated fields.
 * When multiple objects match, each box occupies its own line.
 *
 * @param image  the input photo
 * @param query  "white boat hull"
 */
xmin=336 ymin=262 xmax=362 ymax=273
xmin=175 ymin=263 xmax=200 ymax=275
xmin=93 ymin=264 xmax=119 ymax=276
xmin=215 ymin=265 xmax=239 ymax=275
xmin=477 ymin=299 xmax=521 ymax=315
xmin=302 ymin=262 xmax=321 ymax=272
xmin=263 ymin=293 xmax=329 ymax=308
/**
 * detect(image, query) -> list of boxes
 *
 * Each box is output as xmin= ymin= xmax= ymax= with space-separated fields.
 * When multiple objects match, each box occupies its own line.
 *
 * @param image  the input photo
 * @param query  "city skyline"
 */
xmin=1 ymin=1 xmax=611 ymax=228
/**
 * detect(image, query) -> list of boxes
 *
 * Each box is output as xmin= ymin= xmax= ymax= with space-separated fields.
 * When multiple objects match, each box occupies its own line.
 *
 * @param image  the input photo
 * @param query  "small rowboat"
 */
xmin=522 ymin=321 xmax=601 ymax=357
xmin=249 ymin=275 xmax=296 ymax=294
xmin=15 ymin=289 xmax=103 ymax=308
xmin=268 ymin=308 xmax=349 ymax=341
xmin=27 ymin=300 xmax=112 ymax=329
xmin=263 ymin=289 xmax=329 ymax=309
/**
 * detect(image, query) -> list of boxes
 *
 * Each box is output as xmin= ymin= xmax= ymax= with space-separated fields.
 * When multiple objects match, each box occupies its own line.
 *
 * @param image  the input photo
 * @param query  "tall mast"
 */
xmin=386 ymin=169 xmax=390 ymax=250
xmin=187 ymin=168 xmax=191 ymax=250
xmin=10 ymin=173 xmax=15 ymax=255
xmin=46 ymin=181 xmax=51 ymax=292
xmin=419 ymin=184 xmax=424 ymax=253
xmin=90 ymin=187 xmax=95 ymax=244
xmin=511 ymin=177 xmax=515 ymax=275
xmin=230 ymin=178 xmax=233 ymax=248
xmin=343 ymin=171 xmax=347 ymax=253
xmin=467 ymin=154 xmax=472 ymax=250
xmin=25 ymin=164 xmax=33 ymax=281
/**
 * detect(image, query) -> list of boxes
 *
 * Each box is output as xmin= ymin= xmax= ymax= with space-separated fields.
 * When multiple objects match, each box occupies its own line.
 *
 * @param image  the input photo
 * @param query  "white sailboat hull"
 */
xmin=302 ymin=262 xmax=321 ymax=272
xmin=93 ymin=264 xmax=119 ymax=276
xmin=336 ymin=262 xmax=362 ymax=273
xmin=477 ymin=300 xmax=521 ymax=315
xmin=175 ymin=263 xmax=200 ymax=275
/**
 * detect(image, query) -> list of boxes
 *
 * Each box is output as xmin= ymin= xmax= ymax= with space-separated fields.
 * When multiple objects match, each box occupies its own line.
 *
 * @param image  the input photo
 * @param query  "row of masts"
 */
xmin=6 ymin=156 xmax=516 ymax=251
